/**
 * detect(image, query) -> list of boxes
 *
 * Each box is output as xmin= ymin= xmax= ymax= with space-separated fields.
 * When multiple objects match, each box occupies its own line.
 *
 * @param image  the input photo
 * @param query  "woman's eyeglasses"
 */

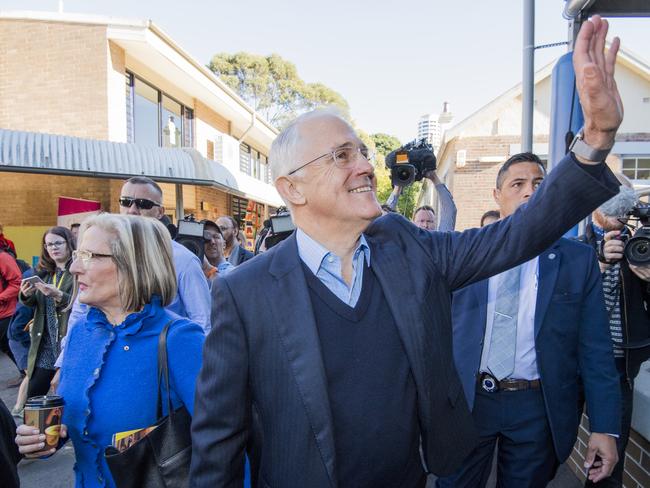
xmin=118 ymin=197 xmax=161 ymax=210
xmin=44 ymin=241 xmax=66 ymax=249
xmin=71 ymin=250 xmax=113 ymax=268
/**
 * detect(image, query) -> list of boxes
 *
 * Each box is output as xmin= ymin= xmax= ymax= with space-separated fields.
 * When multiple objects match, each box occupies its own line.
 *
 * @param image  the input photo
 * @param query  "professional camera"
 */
xmin=174 ymin=214 xmax=206 ymax=261
xmin=624 ymin=204 xmax=650 ymax=266
xmin=385 ymin=139 xmax=437 ymax=187
xmin=254 ymin=207 xmax=295 ymax=254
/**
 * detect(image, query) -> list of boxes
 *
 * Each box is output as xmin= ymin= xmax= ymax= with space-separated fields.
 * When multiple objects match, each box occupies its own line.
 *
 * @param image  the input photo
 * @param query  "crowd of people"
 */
xmin=0 ymin=15 xmax=648 ymax=488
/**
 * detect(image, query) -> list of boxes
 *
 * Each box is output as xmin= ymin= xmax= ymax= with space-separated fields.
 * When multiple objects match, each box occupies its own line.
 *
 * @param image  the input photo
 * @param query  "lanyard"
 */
xmin=52 ymin=271 xmax=65 ymax=290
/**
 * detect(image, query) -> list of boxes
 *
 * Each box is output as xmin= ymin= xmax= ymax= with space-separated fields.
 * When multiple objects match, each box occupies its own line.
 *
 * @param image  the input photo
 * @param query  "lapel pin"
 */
xmin=548 ymin=253 xmax=556 ymax=260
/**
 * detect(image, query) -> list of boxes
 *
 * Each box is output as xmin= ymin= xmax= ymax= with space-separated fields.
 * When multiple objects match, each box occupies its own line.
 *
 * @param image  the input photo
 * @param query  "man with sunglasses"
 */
xmin=118 ymin=177 xmax=211 ymax=330
xmin=53 ymin=177 xmax=211 ymax=384
xmin=192 ymin=17 xmax=624 ymax=487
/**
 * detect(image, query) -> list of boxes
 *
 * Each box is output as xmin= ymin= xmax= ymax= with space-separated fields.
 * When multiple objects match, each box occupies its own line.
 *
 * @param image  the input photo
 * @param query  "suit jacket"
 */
xmin=451 ymin=238 xmax=621 ymax=461
xmin=228 ymin=244 xmax=254 ymax=266
xmin=190 ymin=156 xmax=619 ymax=488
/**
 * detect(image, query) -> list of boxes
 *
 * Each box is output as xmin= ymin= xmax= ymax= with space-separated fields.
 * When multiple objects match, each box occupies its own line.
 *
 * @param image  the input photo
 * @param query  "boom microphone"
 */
xmin=598 ymin=186 xmax=637 ymax=217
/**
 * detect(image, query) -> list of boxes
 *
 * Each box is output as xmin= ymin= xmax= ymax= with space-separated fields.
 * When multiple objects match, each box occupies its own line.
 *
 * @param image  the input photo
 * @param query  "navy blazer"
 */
xmin=451 ymin=238 xmax=621 ymax=461
xmin=190 ymin=156 xmax=619 ymax=488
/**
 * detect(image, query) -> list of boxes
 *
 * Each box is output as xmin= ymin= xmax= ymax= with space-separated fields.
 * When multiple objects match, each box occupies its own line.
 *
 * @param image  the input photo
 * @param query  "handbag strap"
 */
xmin=156 ymin=320 xmax=175 ymax=420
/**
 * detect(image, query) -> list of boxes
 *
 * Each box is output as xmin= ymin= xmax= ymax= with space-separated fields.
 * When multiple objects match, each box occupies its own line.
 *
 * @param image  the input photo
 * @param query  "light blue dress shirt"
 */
xmin=480 ymin=257 xmax=540 ymax=380
xmin=167 ymin=240 xmax=211 ymax=332
xmin=296 ymin=229 xmax=371 ymax=307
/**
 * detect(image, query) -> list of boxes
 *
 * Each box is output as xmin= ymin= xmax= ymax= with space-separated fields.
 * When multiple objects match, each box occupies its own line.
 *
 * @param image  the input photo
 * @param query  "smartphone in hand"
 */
xmin=22 ymin=276 xmax=45 ymax=287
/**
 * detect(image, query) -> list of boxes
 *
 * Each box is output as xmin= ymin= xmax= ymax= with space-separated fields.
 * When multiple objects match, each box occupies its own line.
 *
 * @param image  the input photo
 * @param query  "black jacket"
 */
xmin=578 ymin=223 xmax=650 ymax=379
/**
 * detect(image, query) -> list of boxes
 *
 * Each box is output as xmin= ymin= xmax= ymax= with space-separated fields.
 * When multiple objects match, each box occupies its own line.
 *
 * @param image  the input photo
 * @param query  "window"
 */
xmin=240 ymin=143 xmax=251 ymax=175
xmin=126 ymin=72 xmax=193 ymax=148
xmin=161 ymin=95 xmax=182 ymax=148
xmin=133 ymin=78 xmax=159 ymax=147
xmin=231 ymin=196 xmax=248 ymax=226
xmin=622 ymin=156 xmax=650 ymax=180
xmin=491 ymin=119 xmax=499 ymax=136
xmin=239 ymin=143 xmax=270 ymax=182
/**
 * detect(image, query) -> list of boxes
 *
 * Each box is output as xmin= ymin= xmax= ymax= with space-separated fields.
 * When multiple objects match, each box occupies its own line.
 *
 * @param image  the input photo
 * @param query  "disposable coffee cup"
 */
xmin=24 ymin=395 xmax=65 ymax=447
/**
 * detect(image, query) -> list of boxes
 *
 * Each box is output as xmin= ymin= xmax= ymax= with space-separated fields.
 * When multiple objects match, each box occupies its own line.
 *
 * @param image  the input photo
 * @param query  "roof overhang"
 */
xmin=0 ymin=10 xmax=279 ymax=152
xmin=0 ymin=128 xmax=283 ymax=207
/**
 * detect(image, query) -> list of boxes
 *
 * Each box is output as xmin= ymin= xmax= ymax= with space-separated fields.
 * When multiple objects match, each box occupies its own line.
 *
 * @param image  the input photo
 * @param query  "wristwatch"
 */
xmin=569 ymin=130 xmax=611 ymax=162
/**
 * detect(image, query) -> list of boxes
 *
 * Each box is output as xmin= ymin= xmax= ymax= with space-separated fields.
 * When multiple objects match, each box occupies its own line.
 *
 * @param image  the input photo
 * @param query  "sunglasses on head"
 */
xmin=118 ymin=197 xmax=161 ymax=210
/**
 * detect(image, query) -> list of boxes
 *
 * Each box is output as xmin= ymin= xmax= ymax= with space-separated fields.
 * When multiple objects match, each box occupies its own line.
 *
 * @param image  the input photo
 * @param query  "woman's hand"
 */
xmin=15 ymin=424 xmax=68 ymax=458
xmin=34 ymin=282 xmax=63 ymax=302
xmin=20 ymin=281 xmax=36 ymax=298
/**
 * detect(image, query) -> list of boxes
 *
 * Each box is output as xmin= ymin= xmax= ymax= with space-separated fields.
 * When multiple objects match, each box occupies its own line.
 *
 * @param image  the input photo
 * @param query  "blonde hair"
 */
xmin=78 ymin=214 xmax=177 ymax=311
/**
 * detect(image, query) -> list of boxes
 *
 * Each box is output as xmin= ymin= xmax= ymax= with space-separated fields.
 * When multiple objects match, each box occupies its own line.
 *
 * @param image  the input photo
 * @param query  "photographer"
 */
xmin=577 ymin=173 xmax=650 ymax=487
xmin=384 ymin=141 xmax=456 ymax=231
xmin=254 ymin=208 xmax=296 ymax=255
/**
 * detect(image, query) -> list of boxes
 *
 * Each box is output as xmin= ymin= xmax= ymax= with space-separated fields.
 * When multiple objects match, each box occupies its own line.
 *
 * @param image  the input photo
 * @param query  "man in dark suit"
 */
xmin=191 ymin=16 xmax=623 ymax=487
xmin=438 ymin=153 xmax=620 ymax=488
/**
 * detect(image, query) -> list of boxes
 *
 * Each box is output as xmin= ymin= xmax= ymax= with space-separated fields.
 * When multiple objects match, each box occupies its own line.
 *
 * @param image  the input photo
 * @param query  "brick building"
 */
xmin=422 ymin=47 xmax=650 ymax=232
xmin=420 ymin=47 xmax=650 ymax=487
xmin=0 ymin=11 xmax=282 ymax=261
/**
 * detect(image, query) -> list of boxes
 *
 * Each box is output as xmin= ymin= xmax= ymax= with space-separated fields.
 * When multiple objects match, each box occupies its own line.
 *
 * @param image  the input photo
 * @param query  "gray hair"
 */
xmin=269 ymin=107 xmax=352 ymax=181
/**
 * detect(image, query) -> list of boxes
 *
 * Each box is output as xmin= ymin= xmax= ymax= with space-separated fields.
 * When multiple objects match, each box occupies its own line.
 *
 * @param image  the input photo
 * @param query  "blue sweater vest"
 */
xmin=303 ymin=263 xmax=425 ymax=487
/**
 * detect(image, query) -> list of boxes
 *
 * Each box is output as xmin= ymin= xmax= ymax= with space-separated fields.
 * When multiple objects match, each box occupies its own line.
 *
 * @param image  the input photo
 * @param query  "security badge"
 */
xmin=479 ymin=372 xmax=499 ymax=393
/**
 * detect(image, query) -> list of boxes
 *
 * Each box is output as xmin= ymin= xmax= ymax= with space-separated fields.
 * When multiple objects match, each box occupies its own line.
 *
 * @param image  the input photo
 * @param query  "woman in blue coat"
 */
xmin=15 ymin=214 xmax=205 ymax=488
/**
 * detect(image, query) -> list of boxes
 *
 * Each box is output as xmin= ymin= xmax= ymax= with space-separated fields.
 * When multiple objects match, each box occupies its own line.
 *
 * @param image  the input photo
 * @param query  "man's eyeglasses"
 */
xmin=288 ymin=144 xmax=376 ymax=176
xmin=45 ymin=241 xmax=66 ymax=249
xmin=119 ymin=197 xmax=162 ymax=210
xmin=72 ymin=250 xmax=113 ymax=268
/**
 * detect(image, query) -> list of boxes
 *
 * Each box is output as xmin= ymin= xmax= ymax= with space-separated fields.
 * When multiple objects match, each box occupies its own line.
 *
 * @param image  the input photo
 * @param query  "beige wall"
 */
xmin=107 ymin=41 xmax=127 ymax=142
xmin=194 ymin=100 xmax=231 ymax=158
xmin=0 ymin=20 xmax=110 ymax=139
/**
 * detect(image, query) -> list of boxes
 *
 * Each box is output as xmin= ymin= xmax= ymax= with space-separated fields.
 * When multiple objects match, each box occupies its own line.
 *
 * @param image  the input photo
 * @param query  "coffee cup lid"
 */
xmin=25 ymin=395 xmax=65 ymax=408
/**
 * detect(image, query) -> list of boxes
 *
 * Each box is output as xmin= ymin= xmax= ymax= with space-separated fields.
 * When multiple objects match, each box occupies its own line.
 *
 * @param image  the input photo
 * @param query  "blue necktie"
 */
xmin=487 ymin=265 xmax=521 ymax=380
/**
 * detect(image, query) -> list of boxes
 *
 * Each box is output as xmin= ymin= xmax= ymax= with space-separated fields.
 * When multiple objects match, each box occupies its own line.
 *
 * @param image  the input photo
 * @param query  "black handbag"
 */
xmin=104 ymin=321 xmax=192 ymax=488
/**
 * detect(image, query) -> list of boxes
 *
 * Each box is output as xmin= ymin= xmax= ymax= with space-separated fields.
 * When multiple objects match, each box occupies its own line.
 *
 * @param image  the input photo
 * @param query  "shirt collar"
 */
xmin=85 ymin=295 xmax=163 ymax=335
xmin=296 ymin=228 xmax=371 ymax=276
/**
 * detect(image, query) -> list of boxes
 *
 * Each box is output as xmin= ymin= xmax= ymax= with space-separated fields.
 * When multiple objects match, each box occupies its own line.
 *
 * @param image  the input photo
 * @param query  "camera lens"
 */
xmin=625 ymin=235 xmax=650 ymax=266
xmin=397 ymin=168 xmax=412 ymax=182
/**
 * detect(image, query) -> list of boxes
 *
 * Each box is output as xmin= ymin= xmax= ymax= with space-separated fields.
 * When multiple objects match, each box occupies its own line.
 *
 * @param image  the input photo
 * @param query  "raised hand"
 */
xmin=573 ymin=15 xmax=624 ymax=151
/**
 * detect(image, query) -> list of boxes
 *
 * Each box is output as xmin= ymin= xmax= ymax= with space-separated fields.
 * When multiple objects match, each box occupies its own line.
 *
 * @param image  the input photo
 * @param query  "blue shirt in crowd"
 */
xmin=167 ymin=240 xmax=211 ymax=332
xmin=296 ymin=229 xmax=371 ymax=307
xmin=57 ymin=297 xmax=204 ymax=488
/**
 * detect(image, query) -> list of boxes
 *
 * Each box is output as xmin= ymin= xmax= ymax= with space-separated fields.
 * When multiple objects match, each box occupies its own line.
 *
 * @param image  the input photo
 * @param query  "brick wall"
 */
xmin=0 ymin=20 xmax=110 ymax=139
xmin=569 ymin=414 xmax=650 ymax=487
xmin=448 ymin=135 xmax=549 ymax=230
xmin=0 ymin=172 xmax=115 ymax=226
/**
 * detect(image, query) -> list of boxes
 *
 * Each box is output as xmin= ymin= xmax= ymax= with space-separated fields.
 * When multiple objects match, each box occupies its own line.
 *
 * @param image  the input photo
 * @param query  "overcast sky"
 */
xmin=3 ymin=1 xmax=649 ymax=142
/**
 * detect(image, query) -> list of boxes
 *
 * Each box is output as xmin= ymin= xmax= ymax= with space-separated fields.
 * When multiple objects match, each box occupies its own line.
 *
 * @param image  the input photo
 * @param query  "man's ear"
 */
xmin=493 ymin=188 xmax=501 ymax=207
xmin=157 ymin=205 xmax=166 ymax=220
xmin=275 ymin=176 xmax=307 ymax=206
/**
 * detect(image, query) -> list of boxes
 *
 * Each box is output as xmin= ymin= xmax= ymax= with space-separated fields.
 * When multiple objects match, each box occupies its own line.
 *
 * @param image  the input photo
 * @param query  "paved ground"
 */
xmin=1 ymin=353 xmax=581 ymax=487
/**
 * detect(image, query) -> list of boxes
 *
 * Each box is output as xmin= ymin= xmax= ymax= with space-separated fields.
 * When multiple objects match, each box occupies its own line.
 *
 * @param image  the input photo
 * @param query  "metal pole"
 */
xmin=175 ymin=184 xmax=184 ymax=222
xmin=521 ymin=0 xmax=535 ymax=153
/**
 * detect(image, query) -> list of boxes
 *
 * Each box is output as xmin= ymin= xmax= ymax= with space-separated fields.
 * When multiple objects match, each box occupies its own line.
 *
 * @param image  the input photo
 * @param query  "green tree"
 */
xmin=369 ymin=133 xmax=420 ymax=218
xmin=208 ymin=52 xmax=349 ymax=128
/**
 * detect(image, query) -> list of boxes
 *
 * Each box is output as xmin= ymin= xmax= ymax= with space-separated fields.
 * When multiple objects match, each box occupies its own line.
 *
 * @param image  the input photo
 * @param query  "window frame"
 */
xmin=126 ymin=72 xmax=194 ymax=148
